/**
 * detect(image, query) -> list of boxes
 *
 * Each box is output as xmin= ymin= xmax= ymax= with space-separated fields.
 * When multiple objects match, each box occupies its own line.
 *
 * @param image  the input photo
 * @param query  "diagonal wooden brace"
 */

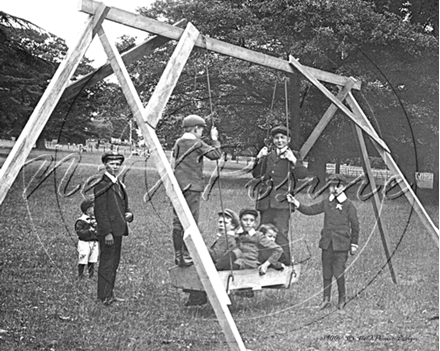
xmin=346 ymin=92 xmax=439 ymax=247
xmin=97 ymin=24 xmax=246 ymax=351
xmin=0 ymin=3 xmax=109 ymax=207
xmin=353 ymin=124 xmax=398 ymax=283
xmin=63 ymin=19 xmax=188 ymax=100
xmin=300 ymin=78 xmax=355 ymax=159
xmin=289 ymin=55 xmax=389 ymax=153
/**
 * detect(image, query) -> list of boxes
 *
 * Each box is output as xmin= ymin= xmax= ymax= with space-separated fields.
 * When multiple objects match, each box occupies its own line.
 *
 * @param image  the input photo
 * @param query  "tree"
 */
xmin=0 ymin=11 xmax=101 ymax=148
xmin=136 ymin=0 xmax=437 ymax=189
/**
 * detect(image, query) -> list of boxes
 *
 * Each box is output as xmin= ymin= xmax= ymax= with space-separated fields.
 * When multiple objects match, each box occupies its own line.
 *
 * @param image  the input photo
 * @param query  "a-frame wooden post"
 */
xmin=353 ymin=124 xmax=398 ymax=283
xmin=0 ymin=3 xmax=109 ymax=206
xmin=346 ymin=92 xmax=439 ymax=246
xmin=96 ymin=21 xmax=246 ymax=351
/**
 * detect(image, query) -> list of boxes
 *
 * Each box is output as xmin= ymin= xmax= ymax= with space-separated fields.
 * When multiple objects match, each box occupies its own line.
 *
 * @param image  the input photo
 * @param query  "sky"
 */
xmin=2 ymin=0 xmax=155 ymax=67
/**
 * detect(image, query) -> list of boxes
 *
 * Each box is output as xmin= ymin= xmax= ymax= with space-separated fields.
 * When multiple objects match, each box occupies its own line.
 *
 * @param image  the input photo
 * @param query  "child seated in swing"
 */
xmin=235 ymin=209 xmax=283 ymax=275
xmin=209 ymin=209 xmax=242 ymax=271
xmin=258 ymin=223 xmax=287 ymax=271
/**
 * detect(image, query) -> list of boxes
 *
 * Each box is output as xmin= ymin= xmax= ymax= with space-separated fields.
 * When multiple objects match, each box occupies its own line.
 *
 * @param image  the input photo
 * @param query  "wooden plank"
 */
xmin=354 ymin=125 xmax=397 ymax=283
xmin=79 ymin=0 xmax=362 ymax=90
xmin=97 ymin=26 xmax=246 ymax=351
xmin=62 ymin=19 xmax=187 ymax=101
xmin=300 ymin=79 xmax=355 ymax=159
xmin=346 ymin=92 xmax=439 ymax=247
xmin=289 ymin=55 xmax=389 ymax=153
xmin=143 ymin=23 xmax=200 ymax=127
xmin=0 ymin=6 xmax=107 ymax=207
xmin=169 ymin=264 xmax=301 ymax=292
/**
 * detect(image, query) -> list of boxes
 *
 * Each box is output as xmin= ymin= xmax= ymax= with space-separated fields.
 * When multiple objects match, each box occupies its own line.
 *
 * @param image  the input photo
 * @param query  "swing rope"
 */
xmin=203 ymin=39 xmax=235 ymax=282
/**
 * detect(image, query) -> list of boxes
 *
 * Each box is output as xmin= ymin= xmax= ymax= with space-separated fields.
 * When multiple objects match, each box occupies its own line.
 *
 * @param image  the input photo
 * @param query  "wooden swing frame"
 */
xmin=0 ymin=2 xmax=438 ymax=350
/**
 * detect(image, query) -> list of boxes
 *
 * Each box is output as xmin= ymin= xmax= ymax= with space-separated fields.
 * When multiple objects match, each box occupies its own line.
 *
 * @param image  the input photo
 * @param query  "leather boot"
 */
xmin=337 ymin=296 xmax=346 ymax=310
xmin=180 ymin=249 xmax=193 ymax=266
xmin=174 ymin=250 xmax=183 ymax=266
xmin=317 ymin=297 xmax=331 ymax=309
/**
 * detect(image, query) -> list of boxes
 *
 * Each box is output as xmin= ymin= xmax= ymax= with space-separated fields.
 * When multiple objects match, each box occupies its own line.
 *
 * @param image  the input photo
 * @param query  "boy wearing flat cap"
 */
xmin=209 ymin=209 xmax=241 ymax=271
xmin=171 ymin=114 xmax=222 ymax=267
xmin=252 ymin=125 xmax=309 ymax=265
xmin=94 ymin=151 xmax=134 ymax=306
xmin=287 ymin=174 xmax=359 ymax=311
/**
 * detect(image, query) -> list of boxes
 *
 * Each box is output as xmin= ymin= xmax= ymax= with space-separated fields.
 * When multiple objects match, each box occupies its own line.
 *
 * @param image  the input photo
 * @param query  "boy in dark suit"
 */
xmin=252 ymin=125 xmax=309 ymax=265
xmin=94 ymin=151 xmax=134 ymax=306
xmin=287 ymin=174 xmax=359 ymax=310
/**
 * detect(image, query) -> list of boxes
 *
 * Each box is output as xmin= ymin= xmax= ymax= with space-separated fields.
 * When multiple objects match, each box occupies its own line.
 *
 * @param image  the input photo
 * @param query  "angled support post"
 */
xmin=288 ymin=55 xmax=389 ymax=152
xmin=0 ymin=3 xmax=109 ymax=207
xmin=63 ymin=19 xmax=188 ymax=100
xmin=300 ymin=78 xmax=356 ymax=159
xmin=346 ymin=92 xmax=439 ymax=247
xmin=97 ymin=23 xmax=246 ymax=351
xmin=353 ymin=124 xmax=398 ymax=283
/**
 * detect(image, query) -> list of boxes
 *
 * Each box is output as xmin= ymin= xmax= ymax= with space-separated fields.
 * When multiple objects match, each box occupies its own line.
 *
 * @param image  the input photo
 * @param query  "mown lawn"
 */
xmin=0 ymin=149 xmax=438 ymax=351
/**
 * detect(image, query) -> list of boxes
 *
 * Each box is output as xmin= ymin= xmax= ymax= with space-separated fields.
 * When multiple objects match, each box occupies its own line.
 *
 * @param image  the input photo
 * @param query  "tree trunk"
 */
xmin=35 ymin=132 xmax=46 ymax=150
xmin=308 ymin=153 xmax=328 ymax=194
xmin=335 ymin=156 xmax=341 ymax=174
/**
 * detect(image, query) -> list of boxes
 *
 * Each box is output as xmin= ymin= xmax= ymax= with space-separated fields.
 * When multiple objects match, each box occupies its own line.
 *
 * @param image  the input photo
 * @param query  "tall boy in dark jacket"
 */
xmin=94 ymin=152 xmax=134 ymax=305
xmin=288 ymin=174 xmax=359 ymax=310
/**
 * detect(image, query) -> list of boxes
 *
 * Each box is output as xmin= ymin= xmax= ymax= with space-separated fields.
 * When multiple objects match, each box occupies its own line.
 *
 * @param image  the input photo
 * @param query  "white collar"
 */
xmin=216 ymin=229 xmax=237 ymax=237
xmin=105 ymin=171 xmax=118 ymax=183
xmin=181 ymin=132 xmax=197 ymax=140
xmin=237 ymin=228 xmax=256 ymax=236
xmin=79 ymin=213 xmax=90 ymax=221
xmin=276 ymin=146 xmax=289 ymax=155
xmin=329 ymin=192 xmax=347 ymax=203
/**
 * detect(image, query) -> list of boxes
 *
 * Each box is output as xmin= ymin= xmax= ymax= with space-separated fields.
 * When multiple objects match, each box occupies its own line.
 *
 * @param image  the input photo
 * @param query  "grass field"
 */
xmin=0 ymin=148 xmax=438 ymax=351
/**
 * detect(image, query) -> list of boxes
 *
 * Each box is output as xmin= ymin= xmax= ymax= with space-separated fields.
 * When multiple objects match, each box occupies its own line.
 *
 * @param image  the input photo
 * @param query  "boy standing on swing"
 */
xmin=252 ymin=125 xmax=309 ymax=265
xmin=171 ymin=114 xmax=222 ymax=306
xmin=171 ymin=114 xmax=222 ymax=267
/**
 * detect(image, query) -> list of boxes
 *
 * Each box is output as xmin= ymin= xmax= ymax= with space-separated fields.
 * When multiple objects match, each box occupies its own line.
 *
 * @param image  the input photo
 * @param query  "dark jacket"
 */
xmin=297 ymin=196 xmax=359 ymax=251
xmin=74 ymin=214 xmax=98 ymax=241
xmin=173 ymin=136 xmax=221 ymax=192
xmin=252 ymin=149 xmax=309 ymax=210
xmin=93 ymin=174 xmax=133 ymax=238
xmin=235 ymin=230 xmax=283 ymax=269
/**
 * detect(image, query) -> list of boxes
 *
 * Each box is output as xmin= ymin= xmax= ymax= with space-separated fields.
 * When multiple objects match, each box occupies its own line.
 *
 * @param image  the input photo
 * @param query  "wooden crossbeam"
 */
xmin=97 ymin=23 xmax=246 ymax=351
xmin=300 ymin=78 xmax=355 ymax=159
xmin=79 ymin=0 xmax=361 ymax=90
xmin=346 ymin=92 xmax=439 ymax=247
xmin=63 ymin=19 xmax=187 ymax=101
xmin=0 ymin=4 xmax=108 ymax=206
xmin=289 ymin=56 xmax=389 ymax=153
xmin=354 ymin=125 xmax=397 ymax=283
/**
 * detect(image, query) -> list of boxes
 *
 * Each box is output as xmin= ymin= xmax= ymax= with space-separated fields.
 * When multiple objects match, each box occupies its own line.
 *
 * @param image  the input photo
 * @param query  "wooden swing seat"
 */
xmin=169 ymin=263 xmax=301 ymax=293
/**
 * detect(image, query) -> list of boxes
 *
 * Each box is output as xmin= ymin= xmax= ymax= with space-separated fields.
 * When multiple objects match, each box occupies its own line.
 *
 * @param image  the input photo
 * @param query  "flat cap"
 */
xmin=270 ymin=125 xmax=289 ymax=137
xmin=182 ymin=114 xmax=207 ymax=128
xmin=80 ymin=199 xmax=94 ymax=213
xmin=239 ymin=208 xmax=259 ymax=219
xmin=218 ymin=209 xmax=240 ymax=229
xmin=101 ymin=151 xmax=124 ymax=164
xmin=326 ymin=173 xmax=348 ymax=186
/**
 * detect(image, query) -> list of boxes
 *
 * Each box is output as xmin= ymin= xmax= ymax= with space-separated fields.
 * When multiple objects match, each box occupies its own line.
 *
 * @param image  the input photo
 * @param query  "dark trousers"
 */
xmin=98 ymin=236 xmax=122 ymax=300
xmin=172 ymin=190 xmax=200 ymax=253
xmin=260 ymin=207 xmax=291 ymax=264
xmin=321 ymin=243 xmax=348 ymax=301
